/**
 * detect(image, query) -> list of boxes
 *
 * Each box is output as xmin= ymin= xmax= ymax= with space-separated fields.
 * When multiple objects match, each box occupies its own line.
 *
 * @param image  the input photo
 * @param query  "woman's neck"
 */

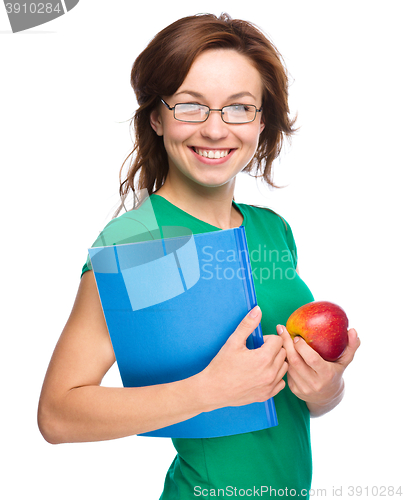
xmin=155 ymin=177 xmax=242 ymax=230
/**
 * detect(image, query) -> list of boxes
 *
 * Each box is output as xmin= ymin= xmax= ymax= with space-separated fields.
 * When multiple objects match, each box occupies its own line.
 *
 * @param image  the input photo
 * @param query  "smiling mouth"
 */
xmin=192 ymin=148 xmax=232 ymax=159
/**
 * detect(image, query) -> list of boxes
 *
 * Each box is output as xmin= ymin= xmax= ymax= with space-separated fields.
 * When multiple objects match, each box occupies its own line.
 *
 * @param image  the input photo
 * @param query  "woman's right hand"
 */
xmin=198 ymin=306 xmax=288 ymax=412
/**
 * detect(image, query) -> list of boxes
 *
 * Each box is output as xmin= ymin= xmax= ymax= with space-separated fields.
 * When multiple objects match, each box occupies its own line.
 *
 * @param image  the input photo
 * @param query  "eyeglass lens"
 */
xmin=174 ymin=104 xmax=257 ymax=123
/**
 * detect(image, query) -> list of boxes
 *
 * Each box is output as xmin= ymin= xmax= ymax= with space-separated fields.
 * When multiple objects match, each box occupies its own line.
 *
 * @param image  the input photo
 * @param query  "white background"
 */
xmin=1 ymin=1 xmax=403 ymax=498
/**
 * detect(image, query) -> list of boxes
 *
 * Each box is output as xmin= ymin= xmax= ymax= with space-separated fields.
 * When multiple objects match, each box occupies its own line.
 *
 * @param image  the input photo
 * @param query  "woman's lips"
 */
xmin=190 ymin=147 xmax=235 ymax=164
xmin=194 ymin=148 xmax=230 ymax=159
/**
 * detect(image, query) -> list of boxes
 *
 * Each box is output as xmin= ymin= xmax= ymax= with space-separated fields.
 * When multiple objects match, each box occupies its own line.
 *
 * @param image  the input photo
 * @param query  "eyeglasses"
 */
xmin=160 ymin=98 xmax=263 ymax=124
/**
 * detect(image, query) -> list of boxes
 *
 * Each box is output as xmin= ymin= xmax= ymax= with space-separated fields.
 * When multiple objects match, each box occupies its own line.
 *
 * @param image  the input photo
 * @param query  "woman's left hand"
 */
xmin=276 ymin=325 xmax=361 ymax=417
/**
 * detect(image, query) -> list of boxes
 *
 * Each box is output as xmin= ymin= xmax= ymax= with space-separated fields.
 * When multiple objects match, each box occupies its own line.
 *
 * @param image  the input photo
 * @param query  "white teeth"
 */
xmin=195 ymin=149 xmax=230 ymax=159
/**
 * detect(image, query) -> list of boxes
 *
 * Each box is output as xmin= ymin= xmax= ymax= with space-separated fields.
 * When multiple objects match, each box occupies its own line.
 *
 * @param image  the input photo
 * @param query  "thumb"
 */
xmin=337 ymin=328 xmax=360 ymax=367
xmin=228 ymin=306 xmax=262 ymax=347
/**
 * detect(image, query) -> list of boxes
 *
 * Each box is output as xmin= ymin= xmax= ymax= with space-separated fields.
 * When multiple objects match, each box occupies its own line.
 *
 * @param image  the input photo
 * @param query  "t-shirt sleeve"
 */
xmin=81 ymin=213 xmax=161 ymax=277
xmin=81 ymin=256 xmax=92 ymax=276
xmin=81 ymin=219 xmax=123 ymax=277
xmin=282 ymin=217 xmax=298 ymax=269
xmin=255 ymin=205 xmax=298 ymax=269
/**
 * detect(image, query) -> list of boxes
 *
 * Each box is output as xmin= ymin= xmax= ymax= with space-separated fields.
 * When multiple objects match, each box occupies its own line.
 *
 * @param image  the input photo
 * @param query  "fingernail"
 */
xmin=293 ymin=336 xmax=300 ymax=343
xmin=249 ymin=305 xmax=260 ymax=318
xmin=276 ymin=325 xmax=284 ymax=335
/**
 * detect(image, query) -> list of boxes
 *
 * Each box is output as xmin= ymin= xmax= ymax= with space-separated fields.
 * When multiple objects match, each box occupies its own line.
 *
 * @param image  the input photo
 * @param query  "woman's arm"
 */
xmin=37 ymin=271 xmax=206 ymax=443
xmin=38 ymin=272 xmax=288 ymax=444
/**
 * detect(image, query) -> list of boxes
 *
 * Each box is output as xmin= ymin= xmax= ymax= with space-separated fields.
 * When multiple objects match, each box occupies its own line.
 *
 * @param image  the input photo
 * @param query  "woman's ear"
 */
xmin=259 ymin=114 xmax=265 ymax=134
xmin=150 ymin=109 xmax=164 ymax=136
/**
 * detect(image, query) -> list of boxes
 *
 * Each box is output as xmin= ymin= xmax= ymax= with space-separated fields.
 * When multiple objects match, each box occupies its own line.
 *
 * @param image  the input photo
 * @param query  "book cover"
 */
xmin=88 ymin=206 xmax=277 ymax=438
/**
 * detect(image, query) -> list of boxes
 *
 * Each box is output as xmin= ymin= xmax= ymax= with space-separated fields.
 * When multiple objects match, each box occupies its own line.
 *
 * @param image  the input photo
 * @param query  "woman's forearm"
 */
xmin=38 ymin=373 xmax=207 ymax=444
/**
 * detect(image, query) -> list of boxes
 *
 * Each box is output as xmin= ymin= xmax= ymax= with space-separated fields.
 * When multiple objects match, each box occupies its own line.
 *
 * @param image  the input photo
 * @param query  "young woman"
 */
xmin=38 ymin=13 xmax=360 ymax=499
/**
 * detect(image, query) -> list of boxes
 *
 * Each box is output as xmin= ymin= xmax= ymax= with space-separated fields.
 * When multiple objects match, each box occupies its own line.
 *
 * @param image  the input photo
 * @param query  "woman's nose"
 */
xmin=199 ymin=110 xmax=229 ymax=141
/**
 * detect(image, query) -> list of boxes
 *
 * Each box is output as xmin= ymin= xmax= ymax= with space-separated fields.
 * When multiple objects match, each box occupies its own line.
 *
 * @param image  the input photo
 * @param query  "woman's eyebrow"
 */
xmin=228 ymin=91 xmax=256 ymax=100
xmin=173 ymin=90 xmax=204 ymax=99
xmin=173 ymin=90 xmax=256 ymax=100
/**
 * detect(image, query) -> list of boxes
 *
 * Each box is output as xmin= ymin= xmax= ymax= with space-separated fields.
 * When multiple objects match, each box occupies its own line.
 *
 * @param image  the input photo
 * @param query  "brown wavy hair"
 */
xmin=116 ymin=13 xmax=296 ymax=214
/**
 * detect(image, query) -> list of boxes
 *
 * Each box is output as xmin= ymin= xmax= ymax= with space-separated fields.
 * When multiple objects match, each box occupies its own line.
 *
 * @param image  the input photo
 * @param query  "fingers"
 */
xmin=290 ymin=335 xmax=325 ymax=371
xmin=263 ymin=337 xmax=288 ymax=385
xmin=255 ymin=345 xmax=288 ymax=401
xmin=227 ymin=306 xmax=262 ymax=347
xmin=276 ymin=324 xmax=303 ymax=364
xmin=336 ymin=328 xmax=361 ymax=367
xmin=270 ymin=340 xmax=288 ymax=374
xmin=263 ymin=334 xmax=287 ymax=360
xmin=268 ymin=378 xmax=287 ymax=399
xmin=207 ymin=309 xmax=289 ymax=407
xmin=276 ymin=324 xmax=322 ymax=374
xmin=277 ymin=323 xmax=361 ymax=369
xmin=275 ymin=324 xmax=295 ymax=353
xmin=275 ymin=324 xmax=359 ymax=408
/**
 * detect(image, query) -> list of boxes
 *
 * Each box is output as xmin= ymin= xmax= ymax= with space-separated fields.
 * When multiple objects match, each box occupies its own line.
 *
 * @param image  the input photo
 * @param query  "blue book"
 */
xmin=88 ymin=225 xmax=278 ymax=438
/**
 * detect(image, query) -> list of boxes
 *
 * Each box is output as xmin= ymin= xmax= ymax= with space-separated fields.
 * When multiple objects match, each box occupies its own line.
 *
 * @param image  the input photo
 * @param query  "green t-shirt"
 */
xmin=82 ymin=193 xmax=314 ymax=499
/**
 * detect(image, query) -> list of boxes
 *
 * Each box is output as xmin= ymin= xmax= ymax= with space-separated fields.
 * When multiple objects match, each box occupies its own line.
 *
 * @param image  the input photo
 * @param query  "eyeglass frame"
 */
xmin=160 ymin=98 xmax=263 ymax=124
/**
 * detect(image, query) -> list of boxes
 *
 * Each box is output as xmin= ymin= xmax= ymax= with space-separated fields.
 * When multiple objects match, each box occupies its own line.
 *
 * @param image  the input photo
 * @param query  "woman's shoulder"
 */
xmin=82 ymin=207 xmax=160 ymax=276
xmin=236 ymin=202 xmax=291 ymax=233
xmin=90 ymin=207 xmax=160 ymax=249
xmin=237 ymin=202 xmax=298 ymax=265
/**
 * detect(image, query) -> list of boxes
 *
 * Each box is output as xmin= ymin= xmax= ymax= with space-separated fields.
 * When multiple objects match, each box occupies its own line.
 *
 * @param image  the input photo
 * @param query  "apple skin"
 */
xmin=286 ymin=301 xmax=349 ymax=362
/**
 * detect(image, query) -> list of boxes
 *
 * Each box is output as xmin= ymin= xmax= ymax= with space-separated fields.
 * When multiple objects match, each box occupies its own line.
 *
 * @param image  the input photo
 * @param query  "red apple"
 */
xmin=285 ymin=301 xmax=349 ymax=361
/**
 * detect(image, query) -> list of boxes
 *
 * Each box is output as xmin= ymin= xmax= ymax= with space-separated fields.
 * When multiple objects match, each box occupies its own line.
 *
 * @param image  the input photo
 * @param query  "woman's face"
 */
xmin=150 ymin=49 xmax=265 ymax=192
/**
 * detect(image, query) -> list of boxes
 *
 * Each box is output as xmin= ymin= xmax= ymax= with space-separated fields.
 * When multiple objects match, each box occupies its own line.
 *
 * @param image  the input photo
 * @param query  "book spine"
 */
xmin=234 ymin=227 xmax=264 ymax=349
xmin=234 ymin=227 xmax=278 ymax=427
